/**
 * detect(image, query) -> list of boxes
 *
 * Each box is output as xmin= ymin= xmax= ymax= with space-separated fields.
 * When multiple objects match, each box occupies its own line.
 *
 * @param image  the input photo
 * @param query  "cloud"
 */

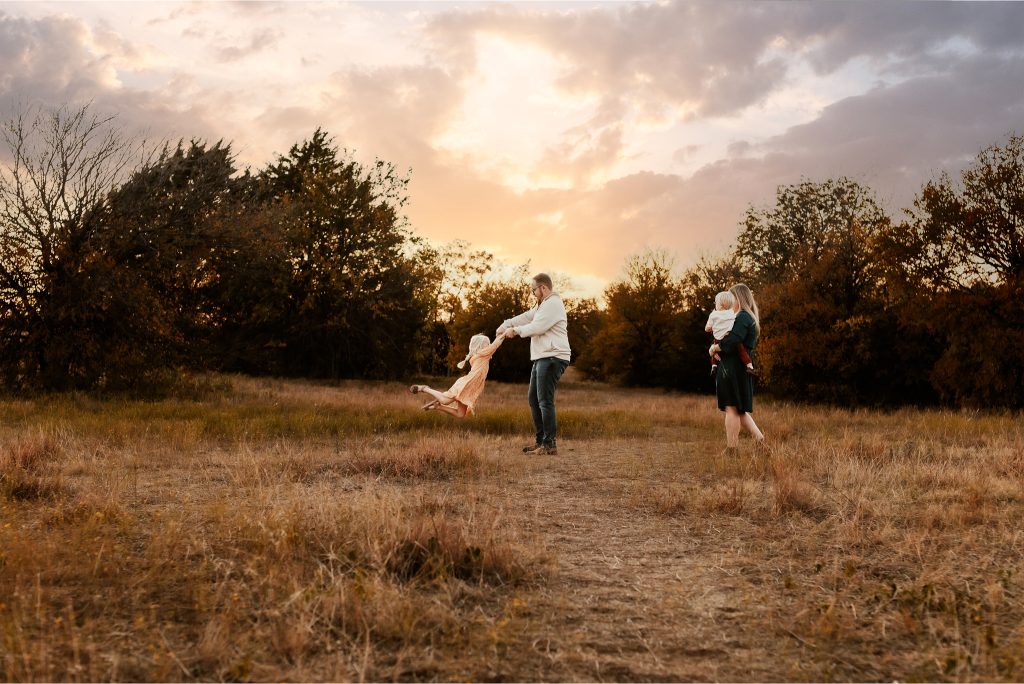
xmin=0 ymin=12 xmax=119 ymax=100
xmin=407 ymin=2 xmax=1024 ymax=272
xmin=425 ymin=3 xmax=793 ymax=120
xmin=673 ymin=144 xmax=702 ymax=164
xmin=0 ymin=11 xmax=226 ymax=158
xmin=534 ymin=121 xmax=625 ymax=186
xmin=778 ymin=2 xmax=1024 ymax=74
xmin=4 ymin=1 xmax=1024 ymax=296
xmin=213 ymin=27 xmax=281 ymax=63
xmin=246 ymin=1 xmax=1024 ymax=285
xmin=741 ymin=52 xmax=1024 ymax=210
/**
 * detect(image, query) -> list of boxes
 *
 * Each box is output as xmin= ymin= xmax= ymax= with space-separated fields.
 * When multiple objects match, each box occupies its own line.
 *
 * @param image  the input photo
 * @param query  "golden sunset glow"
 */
xmin=3 ymin=1 xmax=1023 ymax=295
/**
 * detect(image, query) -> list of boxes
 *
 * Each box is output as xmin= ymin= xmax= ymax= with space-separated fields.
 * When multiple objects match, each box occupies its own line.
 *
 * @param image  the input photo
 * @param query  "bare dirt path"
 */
xmin=475 ymin=439 xmax=800 ymax=682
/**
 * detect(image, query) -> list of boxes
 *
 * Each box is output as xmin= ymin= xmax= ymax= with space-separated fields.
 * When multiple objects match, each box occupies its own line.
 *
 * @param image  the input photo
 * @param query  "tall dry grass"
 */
xmin=1 ymin=374 xmax=1022 ymax=680
xmin=0 ymin=384 xmax=548 ymax=681
xmin=631 ymin=403 xmax=1024 ymax=680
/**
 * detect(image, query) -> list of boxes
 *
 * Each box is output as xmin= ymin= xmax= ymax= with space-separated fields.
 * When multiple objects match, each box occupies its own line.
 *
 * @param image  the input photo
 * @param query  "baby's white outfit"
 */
xmin=706 ymin=309 xmax=736 ymax=340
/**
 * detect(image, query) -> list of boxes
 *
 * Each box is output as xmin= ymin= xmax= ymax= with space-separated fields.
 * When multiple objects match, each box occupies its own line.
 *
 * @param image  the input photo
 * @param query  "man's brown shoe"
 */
xmin=522 ymin=443 xmax=542 ymax=453
xmin=527 ymin=445 xmax=557 ymax=456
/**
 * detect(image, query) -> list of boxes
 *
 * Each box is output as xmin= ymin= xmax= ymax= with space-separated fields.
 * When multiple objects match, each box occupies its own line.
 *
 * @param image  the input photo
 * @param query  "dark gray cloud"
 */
xmin=561 ymin=50 xmax=1024 ymax=275
xmin=1 ymin=12 xmax=111 ymax=107
xmin=738 ymin=52 xmax=1024 ymax=212
xmin=430 ymin=1 xmax=1023 ymax=110
xmin=778 ymin=2 xmax=1024 ymax=74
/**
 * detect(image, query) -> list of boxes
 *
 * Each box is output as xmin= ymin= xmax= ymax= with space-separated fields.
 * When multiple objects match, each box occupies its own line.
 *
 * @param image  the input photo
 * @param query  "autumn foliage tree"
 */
xmin=734 ymin=178 xmax=906 ymax=404
xmin=410 ymin=239 xmax=495 ymax=376
xmin=580 ymin=251 xmax=688 ymax=387
xmin=578 ymin=135 xmax=1024 ymax=408
xmin=882 ymin=134 xmax=1024 ymax=407
xmin=444 ymin=267 xmax=534 ymax=383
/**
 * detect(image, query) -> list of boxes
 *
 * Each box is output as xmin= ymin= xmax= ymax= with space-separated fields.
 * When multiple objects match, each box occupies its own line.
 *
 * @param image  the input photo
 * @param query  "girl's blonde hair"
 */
xmin=714 ymin=291 xmax=735 ymax=310
xmin=729 ymin=283 xmax=760 ymax=333
xmin=457 ymin=334 xmax=491 ymax=369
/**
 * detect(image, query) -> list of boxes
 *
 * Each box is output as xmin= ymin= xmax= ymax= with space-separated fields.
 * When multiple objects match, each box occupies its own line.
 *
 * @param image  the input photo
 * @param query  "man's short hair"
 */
xmin=533 ymin=273 xmax=553 ymax=290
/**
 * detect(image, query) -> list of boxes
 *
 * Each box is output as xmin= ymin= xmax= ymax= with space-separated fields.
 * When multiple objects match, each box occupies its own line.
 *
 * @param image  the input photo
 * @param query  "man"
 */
xmin=498 ymin=273 xmax=571 ymax=456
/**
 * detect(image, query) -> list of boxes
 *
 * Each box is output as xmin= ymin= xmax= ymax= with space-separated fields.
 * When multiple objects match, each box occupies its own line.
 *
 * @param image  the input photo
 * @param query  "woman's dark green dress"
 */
xmin=716 ymin=310 xmax=758 ymax=414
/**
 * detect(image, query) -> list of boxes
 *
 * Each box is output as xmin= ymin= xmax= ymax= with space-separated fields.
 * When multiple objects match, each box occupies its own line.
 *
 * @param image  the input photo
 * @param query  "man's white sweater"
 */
xmin=501 ymin=293 xmax=572 ymax=362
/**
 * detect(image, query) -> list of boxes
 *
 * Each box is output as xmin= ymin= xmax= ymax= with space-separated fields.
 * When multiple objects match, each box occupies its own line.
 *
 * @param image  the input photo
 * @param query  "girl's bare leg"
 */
xmin=414 ymin=386 xmax=457 ymax=406
xmin=724 ymin=406 xmax=741 ymax=448
xmin=429 ymin=401 xmax=468 ymax=418
xmin=740 ymin=412 xmax=764 ymax=441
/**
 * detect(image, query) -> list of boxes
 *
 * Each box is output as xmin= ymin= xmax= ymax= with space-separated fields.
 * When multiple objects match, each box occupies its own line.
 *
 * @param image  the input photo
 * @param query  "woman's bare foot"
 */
xmin=422 ymin=400 xmax=439 ymax=411
xmin=409 ymin=384 xmax=422 ymax=394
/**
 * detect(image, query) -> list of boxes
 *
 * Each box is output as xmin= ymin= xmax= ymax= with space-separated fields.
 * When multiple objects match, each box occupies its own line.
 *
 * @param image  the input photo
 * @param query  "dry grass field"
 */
xmin=1 ymin=372 xmax=1023 ymax=682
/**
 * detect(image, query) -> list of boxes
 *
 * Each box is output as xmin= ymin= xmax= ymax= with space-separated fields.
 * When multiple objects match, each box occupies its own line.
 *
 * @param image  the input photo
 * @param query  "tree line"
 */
xmin=1 ymin=104 xmax=1022 ymax=408
xmin=578 ymin=135 xmax=1024 ymax=409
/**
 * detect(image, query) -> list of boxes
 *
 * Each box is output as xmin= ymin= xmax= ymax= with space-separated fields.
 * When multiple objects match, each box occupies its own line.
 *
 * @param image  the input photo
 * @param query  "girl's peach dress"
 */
xmin=443 ymin=337 xmax=504 ymax=413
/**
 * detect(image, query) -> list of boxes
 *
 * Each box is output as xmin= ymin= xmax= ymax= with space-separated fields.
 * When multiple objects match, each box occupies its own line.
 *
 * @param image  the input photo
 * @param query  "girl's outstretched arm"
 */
xmin=475 ymin=335 xmax=505 ymax=360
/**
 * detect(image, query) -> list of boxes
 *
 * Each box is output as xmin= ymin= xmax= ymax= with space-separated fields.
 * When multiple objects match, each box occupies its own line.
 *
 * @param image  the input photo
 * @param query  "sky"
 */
xmin=2 ymin=1 xmax=1023 ymax=297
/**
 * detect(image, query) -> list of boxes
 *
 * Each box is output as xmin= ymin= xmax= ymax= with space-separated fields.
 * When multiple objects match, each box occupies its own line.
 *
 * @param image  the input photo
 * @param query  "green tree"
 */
xmin=259 ymin=129 xmax=426 ymax=379
xmin=100 ymin=141 xmax=291 ymax=376
xmin=445 ymin=271 xmax=533 ymax=383
xmin=587 ymin=250 xmax=687 ymax=387
xmin=409 ymin=239 xmax=494 ymax=375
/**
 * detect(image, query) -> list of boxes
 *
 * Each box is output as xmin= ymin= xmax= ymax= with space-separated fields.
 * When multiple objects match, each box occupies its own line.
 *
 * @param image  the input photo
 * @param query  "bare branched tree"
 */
xmin=0 ymin=103 xmax=147 ymax=384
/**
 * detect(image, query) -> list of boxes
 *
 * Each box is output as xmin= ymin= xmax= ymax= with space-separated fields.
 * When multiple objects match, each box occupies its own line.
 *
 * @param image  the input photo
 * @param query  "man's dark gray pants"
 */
xmin=528 ymin=357 xmax=569 ymax=448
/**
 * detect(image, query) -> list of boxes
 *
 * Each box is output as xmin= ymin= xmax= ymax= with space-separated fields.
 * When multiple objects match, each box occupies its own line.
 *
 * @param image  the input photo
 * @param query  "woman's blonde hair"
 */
xmin=729 ymin=283 xmax=760 ymax=333
xmin=457 ymin=334 xmax=491 ymax=369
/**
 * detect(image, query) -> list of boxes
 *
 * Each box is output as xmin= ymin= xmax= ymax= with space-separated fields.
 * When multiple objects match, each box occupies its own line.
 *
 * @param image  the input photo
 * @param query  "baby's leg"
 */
xmin=737 ymin=343 xmax=753 ymax=367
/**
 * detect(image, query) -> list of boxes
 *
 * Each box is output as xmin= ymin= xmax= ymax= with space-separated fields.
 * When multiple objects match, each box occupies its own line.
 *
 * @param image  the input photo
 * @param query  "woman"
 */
xmin=709 ymin=283 xmax=765 ymax=454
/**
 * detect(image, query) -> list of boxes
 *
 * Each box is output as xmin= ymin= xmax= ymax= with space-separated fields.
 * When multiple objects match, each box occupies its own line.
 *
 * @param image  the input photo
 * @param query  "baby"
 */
xmin=705 ymin=291 xmax=756 ymax=377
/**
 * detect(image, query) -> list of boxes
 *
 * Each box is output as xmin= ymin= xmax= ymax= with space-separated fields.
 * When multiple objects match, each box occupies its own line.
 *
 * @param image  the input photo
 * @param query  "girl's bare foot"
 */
xmin=422 ymin=400 xmax=439 ymax=410
xmin=409 ymin=384 xmax=421 ymax=394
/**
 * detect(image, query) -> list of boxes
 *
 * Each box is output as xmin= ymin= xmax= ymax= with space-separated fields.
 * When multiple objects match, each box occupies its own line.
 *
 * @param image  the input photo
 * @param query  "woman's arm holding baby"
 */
xmin=715 ymin=313 xmax=752 ymax=355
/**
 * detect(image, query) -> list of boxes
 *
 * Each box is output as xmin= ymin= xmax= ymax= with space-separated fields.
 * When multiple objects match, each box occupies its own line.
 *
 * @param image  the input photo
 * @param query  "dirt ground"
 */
xmin=2 ymin=377 xmax=1022 ymax=682
xmin=435 ymin=438 xmax=836 ymax=682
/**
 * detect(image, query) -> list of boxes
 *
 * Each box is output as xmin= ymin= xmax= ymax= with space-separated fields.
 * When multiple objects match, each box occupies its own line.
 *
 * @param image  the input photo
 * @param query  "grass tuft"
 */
xmin=0 ymin=435 xmax=70 ymax=501
xmin=346 ymin=436 xmax=494 ymax=480
xmin=769 ymin=453 xmax=827 ymax=518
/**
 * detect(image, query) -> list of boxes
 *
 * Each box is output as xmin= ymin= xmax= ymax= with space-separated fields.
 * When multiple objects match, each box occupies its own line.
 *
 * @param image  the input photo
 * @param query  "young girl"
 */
xmin=409 ymin=333 xmax=505 ymax=418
